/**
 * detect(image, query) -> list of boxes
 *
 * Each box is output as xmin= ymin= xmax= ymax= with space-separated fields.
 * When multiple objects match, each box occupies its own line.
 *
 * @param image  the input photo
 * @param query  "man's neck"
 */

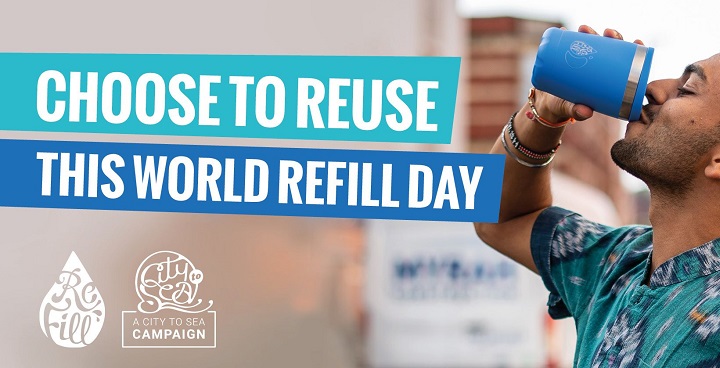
xmin=648 ymin=187 xmax=720 ymax=274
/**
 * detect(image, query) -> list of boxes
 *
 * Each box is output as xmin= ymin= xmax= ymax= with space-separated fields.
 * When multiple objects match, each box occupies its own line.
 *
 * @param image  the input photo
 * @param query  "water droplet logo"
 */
xmin=565 ymin=40 xmax=597 ymax=69
xmin=39 ymin=252 xmax=105 ymax=348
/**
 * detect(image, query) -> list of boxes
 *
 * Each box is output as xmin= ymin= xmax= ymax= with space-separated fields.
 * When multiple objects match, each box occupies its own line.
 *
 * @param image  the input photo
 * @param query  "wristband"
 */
xmin=526 ymin=88 xmax=576 ymax=128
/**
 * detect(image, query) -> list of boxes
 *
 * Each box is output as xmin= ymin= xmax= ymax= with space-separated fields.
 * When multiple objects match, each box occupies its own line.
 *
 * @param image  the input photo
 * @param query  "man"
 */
xmin=475 ymin=25 xmax=720 ymax=367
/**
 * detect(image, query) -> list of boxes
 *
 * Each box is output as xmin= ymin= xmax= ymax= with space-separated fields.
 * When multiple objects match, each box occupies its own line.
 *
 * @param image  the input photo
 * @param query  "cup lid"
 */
xmin=624 ymin=46 xmax=654 ymax=121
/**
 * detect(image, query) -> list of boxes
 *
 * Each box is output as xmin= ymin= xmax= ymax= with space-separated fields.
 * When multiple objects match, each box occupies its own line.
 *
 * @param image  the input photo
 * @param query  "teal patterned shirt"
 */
xmin=532 ymin=207 xmax=720 ymax=367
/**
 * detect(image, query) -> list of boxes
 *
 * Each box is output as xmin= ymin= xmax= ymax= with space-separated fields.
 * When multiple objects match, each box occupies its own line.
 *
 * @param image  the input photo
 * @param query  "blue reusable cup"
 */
xmin=531 ymin=27 xmax=654 ymax=121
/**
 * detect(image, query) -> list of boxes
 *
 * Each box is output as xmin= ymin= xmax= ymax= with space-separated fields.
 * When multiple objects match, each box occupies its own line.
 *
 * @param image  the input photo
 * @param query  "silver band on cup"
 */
xmin=619 ymin=46 xmax=647 ymax=120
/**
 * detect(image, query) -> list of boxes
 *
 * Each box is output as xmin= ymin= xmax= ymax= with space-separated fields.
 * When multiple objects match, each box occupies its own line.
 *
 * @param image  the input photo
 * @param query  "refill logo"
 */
xmin=122 ymin=251 xmax=216 ymax=348
xmin=39 ymin=251 xmax=105 ymax=348
xmin=566 ymin=40 xmax=597 ymax=68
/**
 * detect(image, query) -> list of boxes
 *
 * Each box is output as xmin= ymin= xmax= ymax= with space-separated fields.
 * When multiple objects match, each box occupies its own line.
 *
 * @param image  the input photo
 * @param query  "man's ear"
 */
xmin=705 ymin=146 xmax=720 ymax=180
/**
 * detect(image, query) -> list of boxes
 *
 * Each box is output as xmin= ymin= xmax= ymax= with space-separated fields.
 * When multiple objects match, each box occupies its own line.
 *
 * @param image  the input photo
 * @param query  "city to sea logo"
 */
xmin=122 ymin=251 xmax=216 ymax=348
xmin=565 ymin=40 xmax=597 ymax=68
xmin=39 ymin=251 xmax=105 ymax=348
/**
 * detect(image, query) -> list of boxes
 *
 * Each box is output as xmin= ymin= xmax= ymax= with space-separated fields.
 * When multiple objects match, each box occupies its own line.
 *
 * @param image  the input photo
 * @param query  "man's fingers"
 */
xmin=560 ymin=100 xmax=593 ymax=121
xmin=603 ymin=28 xmax=623 ymax=40
xmin=571 ymin=103 xmax=594 ymax=121
xmin=578 ymin=25 xmax=598 ymax=35
xmin=578 ymin=25 xmax=640 ymax=46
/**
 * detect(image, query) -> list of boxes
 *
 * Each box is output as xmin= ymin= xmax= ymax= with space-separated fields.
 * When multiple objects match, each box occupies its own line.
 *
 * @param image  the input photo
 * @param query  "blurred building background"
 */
xmin=0 ymin=1 xmax=642 ymax=368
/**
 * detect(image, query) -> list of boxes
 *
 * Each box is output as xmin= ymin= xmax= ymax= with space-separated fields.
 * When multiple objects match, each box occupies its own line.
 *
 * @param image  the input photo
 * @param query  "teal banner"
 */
xmin=0 ymin=53 xmax=460 ymax=143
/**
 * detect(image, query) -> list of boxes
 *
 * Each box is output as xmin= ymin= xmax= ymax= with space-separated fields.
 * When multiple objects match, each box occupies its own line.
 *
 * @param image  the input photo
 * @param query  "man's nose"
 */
xmin=644 ymin=79 xmax=676 ymax=105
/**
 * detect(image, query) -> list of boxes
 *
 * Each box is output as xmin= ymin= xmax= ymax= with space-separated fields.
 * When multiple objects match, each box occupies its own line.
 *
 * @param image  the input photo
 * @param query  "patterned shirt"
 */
xmin=531 ymin=207 xmax=720 ymax=367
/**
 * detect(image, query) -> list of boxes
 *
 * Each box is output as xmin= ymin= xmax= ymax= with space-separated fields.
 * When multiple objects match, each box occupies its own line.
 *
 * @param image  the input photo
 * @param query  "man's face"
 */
xmin=611 ymin=54 xmax=720 ymax=196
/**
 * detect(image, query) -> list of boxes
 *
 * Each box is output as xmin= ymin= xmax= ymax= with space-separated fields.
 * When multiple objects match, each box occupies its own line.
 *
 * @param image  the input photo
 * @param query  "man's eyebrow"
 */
xmin=684 ymin=63 xmax=707 ymax=82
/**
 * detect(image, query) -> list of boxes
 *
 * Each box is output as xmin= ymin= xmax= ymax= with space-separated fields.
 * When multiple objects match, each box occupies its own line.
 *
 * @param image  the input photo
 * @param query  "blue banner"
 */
xmin=0 ymin=139 xmax=504 ymax=222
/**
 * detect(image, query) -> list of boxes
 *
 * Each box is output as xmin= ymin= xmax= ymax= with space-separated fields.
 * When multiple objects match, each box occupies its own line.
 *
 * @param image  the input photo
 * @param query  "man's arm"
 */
xmin=474 ymin=25 xmax=627 ymax=273
xmin=473 ymin=95 xmax=584 ymax=273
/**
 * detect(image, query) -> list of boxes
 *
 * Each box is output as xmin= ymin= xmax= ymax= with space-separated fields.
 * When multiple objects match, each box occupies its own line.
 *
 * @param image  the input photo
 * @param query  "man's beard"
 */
xmin=610 ymin=138 xmax=694 ymax=197
xmin=610 ymin=120 xmax=717 ymax=198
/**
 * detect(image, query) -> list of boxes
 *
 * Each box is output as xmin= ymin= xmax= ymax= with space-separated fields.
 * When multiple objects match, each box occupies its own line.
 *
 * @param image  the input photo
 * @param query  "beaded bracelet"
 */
xmin=526 ymin=88 xmax=575 ymax=129
xmin=506 ymin=112 xmax=560 ymax=160
xmin=500 ymin=112 xmax=559 ymax=168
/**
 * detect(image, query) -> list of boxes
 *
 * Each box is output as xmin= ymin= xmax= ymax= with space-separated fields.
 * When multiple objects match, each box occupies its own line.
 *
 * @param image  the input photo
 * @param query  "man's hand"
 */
xmin=532 ymin=25 xmax=645 ymax=124
xmin=473 ymin=25 xmax=644 ymax=274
